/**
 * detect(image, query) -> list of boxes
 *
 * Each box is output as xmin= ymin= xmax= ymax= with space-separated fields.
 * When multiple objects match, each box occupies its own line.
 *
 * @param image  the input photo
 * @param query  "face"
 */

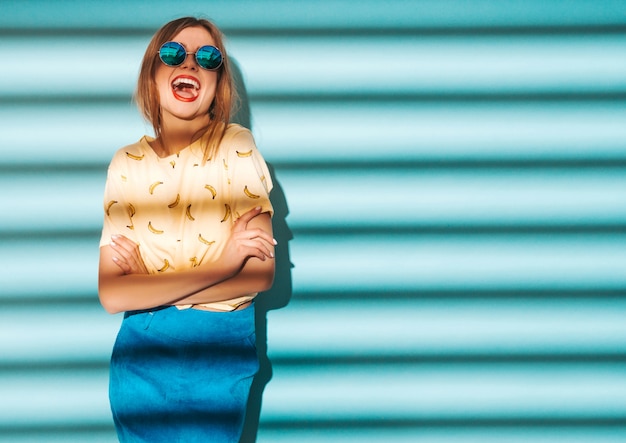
xmin=154 ymin=26 xmax=219 ymax=125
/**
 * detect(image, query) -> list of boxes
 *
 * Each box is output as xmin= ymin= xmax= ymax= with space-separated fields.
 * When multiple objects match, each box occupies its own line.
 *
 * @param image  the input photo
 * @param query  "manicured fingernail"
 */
xmin=111 ymin=241 xmax=116 ymax=247
xmin=255 ymin=206 xmax=261 ymax=211
xmin=273 ymin=238 xmax=278 ymax=245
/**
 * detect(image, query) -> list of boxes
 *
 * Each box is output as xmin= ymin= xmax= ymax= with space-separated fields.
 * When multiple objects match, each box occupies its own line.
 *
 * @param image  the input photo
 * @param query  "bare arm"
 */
xmin=165 ymin=212 xmax=275 ymax=306
xmin=98 ymin=208 xmax=275 ymax=314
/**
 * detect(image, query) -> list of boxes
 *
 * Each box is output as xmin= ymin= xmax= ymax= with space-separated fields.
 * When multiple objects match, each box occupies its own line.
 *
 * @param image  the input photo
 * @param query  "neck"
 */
xmin=153 ymin=118 xmax=210 ymax=157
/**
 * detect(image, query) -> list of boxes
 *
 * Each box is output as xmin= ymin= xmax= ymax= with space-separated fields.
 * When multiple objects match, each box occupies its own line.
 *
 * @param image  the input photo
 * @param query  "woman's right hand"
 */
xmin=110 ymin=234 xmax=149 ymax=275
xmin=217 ymin=206 xmax=276 ymax=277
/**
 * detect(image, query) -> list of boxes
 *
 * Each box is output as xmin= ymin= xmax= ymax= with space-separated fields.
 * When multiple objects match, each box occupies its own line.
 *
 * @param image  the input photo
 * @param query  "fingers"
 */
xmin=232 ymin=206 xmax=263 ymax=232
xmin=236 ymin=238 xmax=274 ymax=261
xmin=233 ymin=228 xmax=276 ymax=255
xmin=110 ymin=234 xmax=135 ymax=250
xmin=112 ymin=255 xmax=132 ymax=273
xmin=110 ymin=235 xmax=148 ymax=274
xmin=238 ymin=227 xmax=276 ymax=247
xmin=110 ymin=235 xmax=136 ymax=260
xmin=244 ymin=238 xmax=274 ymax=259
xmin=231 ymin=209 xmax=277 ymax=261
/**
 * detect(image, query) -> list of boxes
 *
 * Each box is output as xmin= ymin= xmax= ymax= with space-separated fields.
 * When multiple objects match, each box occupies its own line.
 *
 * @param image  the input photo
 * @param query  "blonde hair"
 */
xmin=135 ymin=17 xmax=236 ymax=162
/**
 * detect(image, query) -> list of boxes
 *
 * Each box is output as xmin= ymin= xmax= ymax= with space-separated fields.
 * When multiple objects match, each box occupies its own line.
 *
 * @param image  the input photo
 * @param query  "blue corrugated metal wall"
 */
xmin=2 ymin=1 xmax=626 ymax=442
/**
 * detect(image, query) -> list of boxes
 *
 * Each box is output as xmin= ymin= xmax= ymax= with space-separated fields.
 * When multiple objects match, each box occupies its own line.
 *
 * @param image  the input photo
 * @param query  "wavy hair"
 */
xmin=134 ymin=17 xmax=236 ymax=163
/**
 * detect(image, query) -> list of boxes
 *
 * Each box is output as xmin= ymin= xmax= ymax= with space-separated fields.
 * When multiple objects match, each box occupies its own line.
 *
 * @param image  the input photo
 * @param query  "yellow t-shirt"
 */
xmin=99 ymin=124 xmax=273 ymax=311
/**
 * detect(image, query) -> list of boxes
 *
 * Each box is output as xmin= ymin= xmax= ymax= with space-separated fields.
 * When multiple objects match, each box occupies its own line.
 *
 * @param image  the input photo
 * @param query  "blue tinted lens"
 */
xmin=159 ymin=41 xmax=186 ymax=66
xmin=195 ymin=45 xmax=223 ymax=70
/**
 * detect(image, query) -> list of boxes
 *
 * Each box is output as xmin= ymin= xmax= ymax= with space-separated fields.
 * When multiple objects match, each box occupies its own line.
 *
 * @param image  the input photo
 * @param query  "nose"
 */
xmin=181 ymin=53 xmax=199 ymax=71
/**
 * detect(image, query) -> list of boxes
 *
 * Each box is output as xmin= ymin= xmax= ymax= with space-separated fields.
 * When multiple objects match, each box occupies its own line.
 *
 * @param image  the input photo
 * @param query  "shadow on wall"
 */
xmin=231 ymin=58 xmax=294 ymax=443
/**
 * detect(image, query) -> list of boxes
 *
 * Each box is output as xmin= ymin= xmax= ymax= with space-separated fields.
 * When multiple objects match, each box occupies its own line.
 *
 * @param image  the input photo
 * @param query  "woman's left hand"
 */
xmin=110 ymin=235 xmax=149 ymax=275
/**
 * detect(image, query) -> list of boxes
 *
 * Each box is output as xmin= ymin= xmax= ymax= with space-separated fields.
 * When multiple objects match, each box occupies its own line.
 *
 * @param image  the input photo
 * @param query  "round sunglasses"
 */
xmin=158 ymin=41 xmax=223 ymax=71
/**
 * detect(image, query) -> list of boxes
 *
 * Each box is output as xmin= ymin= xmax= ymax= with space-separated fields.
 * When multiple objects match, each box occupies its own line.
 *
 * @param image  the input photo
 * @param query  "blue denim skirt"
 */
xmin=109 ymin=305 xmax=259 ymax=442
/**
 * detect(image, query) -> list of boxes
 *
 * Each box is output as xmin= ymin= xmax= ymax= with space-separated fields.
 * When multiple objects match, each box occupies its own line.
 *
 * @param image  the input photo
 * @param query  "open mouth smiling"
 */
xmin=171 ymin=75 xmax=201 ymax=102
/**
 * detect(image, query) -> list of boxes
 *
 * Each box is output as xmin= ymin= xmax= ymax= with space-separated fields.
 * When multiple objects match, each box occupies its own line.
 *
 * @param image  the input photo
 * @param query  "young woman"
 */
xmin=98 ymin=16 xmax=276 ymax=442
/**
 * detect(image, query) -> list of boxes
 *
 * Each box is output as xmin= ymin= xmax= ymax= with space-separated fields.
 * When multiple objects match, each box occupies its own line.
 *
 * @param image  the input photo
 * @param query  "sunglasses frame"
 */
xmin=158 ymin=41 xmax=223 ymax=71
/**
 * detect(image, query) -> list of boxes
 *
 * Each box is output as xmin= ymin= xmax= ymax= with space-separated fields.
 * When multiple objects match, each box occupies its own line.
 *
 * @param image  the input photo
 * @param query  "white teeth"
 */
xmin=172 ymin=77 xmax=200 ymax=90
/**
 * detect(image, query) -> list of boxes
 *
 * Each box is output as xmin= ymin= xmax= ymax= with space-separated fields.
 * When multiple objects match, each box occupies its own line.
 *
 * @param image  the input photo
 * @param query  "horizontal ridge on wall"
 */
xmin=3 ymin=0 xmax=626 ymax=34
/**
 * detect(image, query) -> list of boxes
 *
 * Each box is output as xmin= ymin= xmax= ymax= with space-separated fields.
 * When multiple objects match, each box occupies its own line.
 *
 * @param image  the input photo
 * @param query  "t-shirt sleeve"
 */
xmin=227 ymin=129 xmax=274 ymax=220
xmin=99 ymin=153 xmax=137 ymax=247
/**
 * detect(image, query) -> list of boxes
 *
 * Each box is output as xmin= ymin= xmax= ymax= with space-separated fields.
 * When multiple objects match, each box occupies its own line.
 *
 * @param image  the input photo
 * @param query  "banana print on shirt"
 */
xmin=100 ymin=124 xmax=273 ymax=281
